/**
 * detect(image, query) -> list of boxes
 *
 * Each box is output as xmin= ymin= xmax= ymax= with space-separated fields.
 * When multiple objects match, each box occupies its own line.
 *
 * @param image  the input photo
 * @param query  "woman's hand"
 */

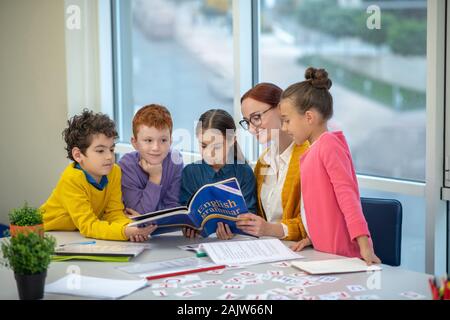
xmin=216 ymin=222 xmax=234 ymax=240
xmin=357 ymin=236 xmax=382 ymax=266
xmin=236 ymin=213 xmax=281 ymax=237
xmin=289 ymin=237 xmax=312 ymax=252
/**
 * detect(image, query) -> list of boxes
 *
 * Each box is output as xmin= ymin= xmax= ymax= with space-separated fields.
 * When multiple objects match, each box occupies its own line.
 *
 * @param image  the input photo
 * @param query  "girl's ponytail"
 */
xmin=282 ymin=67 xmax=333 ymax=120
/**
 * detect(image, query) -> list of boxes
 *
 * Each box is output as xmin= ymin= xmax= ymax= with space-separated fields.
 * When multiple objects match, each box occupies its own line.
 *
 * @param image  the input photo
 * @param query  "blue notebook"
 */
xmin=128 ymin=178 xmax=252 ymax=237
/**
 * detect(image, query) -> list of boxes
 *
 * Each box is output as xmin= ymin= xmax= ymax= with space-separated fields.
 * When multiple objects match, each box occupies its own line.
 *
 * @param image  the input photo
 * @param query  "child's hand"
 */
xmin=216 ymin=222 xmax=234 ymax=240
xmin=360 ymin=246 xmax=381 ymax=266
xmin=357 ymin=236 xmax=382 ymax=266
xmin=125 ymin=224 xmax=157 ymax=242
xmin=182 ymin=227 xmax=199 ymax=239
xmin=290 ymin=237 xmax=312 ymax=252
xmin=139 ymin=159 xmax=163 ymax=185
xmin=124 ymin=207 xmax=141 ymax=218
xmin=236 ymin=213 xmax=268 ymax=237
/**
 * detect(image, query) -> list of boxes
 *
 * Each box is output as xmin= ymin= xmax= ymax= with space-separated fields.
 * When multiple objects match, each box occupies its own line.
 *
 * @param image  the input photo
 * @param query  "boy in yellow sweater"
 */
xmin=41 ymin=109 xmax=157 ymax=241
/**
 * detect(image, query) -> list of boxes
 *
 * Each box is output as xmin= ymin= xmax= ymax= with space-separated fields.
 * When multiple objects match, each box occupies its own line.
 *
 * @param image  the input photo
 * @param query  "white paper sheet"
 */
xmin=117 ymin=256 xmax=220 ymax=278
xmin=199 ymin=239 xmax=304 ymax=266
xmin=45 ymin=274 xmax=148 ymax=299
xmin=291 ymin=257 xmax=382 ymax=275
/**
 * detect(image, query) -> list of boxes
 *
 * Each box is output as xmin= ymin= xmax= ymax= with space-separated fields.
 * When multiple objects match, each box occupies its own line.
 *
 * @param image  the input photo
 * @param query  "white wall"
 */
xmin=0 ymin=0 xmax=69 ymax=224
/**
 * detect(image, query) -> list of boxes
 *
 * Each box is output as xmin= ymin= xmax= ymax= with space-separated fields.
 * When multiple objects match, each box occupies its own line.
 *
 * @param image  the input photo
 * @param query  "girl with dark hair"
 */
xmin=180 ymin=109 xmax=257 ymax=239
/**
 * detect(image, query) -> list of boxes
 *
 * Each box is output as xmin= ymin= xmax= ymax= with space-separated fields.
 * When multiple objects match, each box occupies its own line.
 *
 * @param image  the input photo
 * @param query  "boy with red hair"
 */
xmin=119 ymin=104 xmax=183 ymax=215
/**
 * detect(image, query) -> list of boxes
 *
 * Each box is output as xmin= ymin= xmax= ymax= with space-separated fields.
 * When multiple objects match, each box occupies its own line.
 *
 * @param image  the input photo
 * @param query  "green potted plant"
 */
xmin=9 ymin=202 xmax=44 ymax=237
xmin=1 ymin=232 xmax=56 ymax=300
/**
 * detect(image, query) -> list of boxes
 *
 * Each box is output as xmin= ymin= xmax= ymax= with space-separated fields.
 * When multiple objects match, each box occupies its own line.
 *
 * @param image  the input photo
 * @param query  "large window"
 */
xmin=113 ymin=0 xmax=234 ymax=153
xmin=260 ymin=0 xmax=427 ymax=182
xmin=111 ymin=0 xmax=442 ymax=273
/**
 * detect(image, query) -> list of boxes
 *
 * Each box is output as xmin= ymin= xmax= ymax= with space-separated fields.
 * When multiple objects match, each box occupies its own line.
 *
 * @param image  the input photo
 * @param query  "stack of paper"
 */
xmin=45 ymin=275 xmax=148 ymax=299
xmin=199 ymin=238 xmax=304 ymax=266
xmin=291 ymin=257 xmax=382 ymax=275
xmin=52 ymin=255 xmax=131 ymax=262
xmin=53 ymin=244 xmax=147 ymax=261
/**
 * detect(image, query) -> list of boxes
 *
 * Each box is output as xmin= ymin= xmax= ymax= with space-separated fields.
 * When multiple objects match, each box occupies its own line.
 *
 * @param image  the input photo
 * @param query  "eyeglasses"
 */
xmin=239 ymin=107 xmax=274 ymax=131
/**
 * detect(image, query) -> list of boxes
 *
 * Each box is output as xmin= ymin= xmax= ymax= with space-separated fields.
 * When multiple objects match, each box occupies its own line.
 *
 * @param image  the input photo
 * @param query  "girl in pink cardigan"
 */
xmin=279 ymin=67 xmax=380 ymax=265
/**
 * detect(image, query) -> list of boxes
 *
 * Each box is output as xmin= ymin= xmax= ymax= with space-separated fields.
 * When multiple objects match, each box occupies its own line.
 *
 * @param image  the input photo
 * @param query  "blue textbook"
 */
xmin=127 ymin=178 xmax=251 ymax=237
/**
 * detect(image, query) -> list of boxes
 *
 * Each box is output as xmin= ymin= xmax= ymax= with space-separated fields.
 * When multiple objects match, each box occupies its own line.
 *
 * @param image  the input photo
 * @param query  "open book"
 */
xmin=128 ymin=178 xmax=251 ymax=238
xmin=199 ymin=238 xmax=304 ymax=266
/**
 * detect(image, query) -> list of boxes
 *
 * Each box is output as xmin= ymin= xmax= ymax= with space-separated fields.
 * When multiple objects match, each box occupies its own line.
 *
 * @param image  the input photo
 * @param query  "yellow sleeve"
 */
xmin=59 ymin=175 xmax=129 ymax=241
xmin=102 ymin=166 xmax=131 ymax=230
xmin=282 ymin=215 xmax=307 ymax=241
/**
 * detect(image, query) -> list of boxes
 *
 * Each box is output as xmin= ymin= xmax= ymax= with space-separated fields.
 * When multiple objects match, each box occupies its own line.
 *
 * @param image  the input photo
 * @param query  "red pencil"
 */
xmin=146 ymin=264 xmax=226 ymax=281
xmin=429 ymin=278 xmax=439 ymax=300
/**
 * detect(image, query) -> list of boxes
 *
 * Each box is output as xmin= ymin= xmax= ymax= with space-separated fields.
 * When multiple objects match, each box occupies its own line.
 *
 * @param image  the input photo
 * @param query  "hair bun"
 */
xmin=305 ymin=67 xmax=332 ymax=90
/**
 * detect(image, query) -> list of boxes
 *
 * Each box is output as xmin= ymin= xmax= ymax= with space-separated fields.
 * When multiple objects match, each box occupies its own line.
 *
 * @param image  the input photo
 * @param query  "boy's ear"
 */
xmin=130 ymin=136 xmax=138 ymax=150
xmin=72 ymin=147 xmax=82 ymax=163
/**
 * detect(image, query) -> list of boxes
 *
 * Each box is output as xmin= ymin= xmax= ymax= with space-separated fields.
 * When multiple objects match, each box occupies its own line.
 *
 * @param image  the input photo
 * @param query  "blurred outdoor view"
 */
xmin=128 ymin=0 xmax=426 ymax=182
xmin=260 ymin=0 xmax=427 ymax=182
xmin=130 ymin=0 xmax=234 ymax=155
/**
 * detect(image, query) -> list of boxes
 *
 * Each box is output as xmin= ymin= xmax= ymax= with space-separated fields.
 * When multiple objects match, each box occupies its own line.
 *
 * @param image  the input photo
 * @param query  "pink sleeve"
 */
xmin=319 ymin=136 xmax=370 ymax=241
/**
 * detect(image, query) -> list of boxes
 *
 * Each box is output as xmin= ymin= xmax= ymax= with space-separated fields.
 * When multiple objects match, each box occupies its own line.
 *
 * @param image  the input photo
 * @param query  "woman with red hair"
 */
xmin=235 ymin=83 xmax=309 ymax=242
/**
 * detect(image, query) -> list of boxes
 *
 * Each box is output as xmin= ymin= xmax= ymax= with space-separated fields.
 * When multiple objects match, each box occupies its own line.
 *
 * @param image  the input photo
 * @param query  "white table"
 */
xmin=0 ymin=232 xmax=432 ymax=300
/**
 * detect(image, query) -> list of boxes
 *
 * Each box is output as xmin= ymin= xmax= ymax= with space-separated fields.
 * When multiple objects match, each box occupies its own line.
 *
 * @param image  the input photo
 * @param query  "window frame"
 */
xmin=424 ymin=0 xmax=447 ymax=275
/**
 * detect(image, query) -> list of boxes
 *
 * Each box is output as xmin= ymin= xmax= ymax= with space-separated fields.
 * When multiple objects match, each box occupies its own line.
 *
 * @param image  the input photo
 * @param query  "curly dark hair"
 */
xmin=62 ymin=109 xmax=118 ymax=161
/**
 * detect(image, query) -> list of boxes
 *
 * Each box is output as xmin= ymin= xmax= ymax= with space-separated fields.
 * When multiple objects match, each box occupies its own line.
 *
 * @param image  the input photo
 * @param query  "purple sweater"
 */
xmin=118 ymin=150 xmax=183 ymax=214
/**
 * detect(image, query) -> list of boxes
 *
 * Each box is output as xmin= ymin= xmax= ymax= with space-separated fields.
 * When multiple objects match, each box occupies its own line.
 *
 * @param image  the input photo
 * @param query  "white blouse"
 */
xmin=260 ymin=142 xmax=295 ymax=239
xmin=300 ymin=193 xmax=309 ymax=237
